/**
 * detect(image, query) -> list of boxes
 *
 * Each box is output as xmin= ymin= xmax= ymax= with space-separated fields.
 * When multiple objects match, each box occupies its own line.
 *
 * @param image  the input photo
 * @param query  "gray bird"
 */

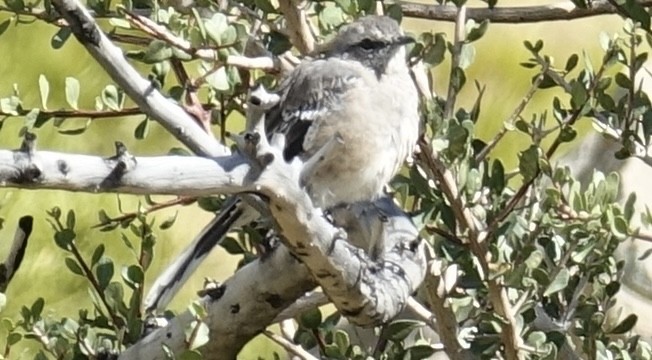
xmin=145 ymin=15 xmax=420 ymax=312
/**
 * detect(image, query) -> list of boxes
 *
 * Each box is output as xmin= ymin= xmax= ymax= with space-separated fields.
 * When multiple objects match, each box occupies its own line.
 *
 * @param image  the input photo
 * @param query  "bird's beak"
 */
xmin=395 ymin=36 xmax=415 ymax=46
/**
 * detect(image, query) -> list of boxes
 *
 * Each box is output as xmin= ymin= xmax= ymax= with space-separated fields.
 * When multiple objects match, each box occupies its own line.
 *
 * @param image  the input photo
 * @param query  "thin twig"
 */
xmin=6 ymin=0 xmax=652 ymax=27
xmin=416 ymin=138 xmax=522 ymax=359
xmin=93 ymin=196 xmax=196 ymax=228
xmin=0 ymin=107 xmax=145 ymax=119
xmin=630 ymin=229 xmax=652 ymax=243
xmin=277 ymin=0 xmax=315 ymax=55
xmin=406 ymin=297 xmax=437 ymax=329
xmin=400 ymin=0 xmax=652 ymax=23
xmin=444 ymin=5 xmax=466 ymax=120
xmin=263 ymin=330 xmax=319 ymax=360
xmin=474 ymin=67 xmax=547 ymax=163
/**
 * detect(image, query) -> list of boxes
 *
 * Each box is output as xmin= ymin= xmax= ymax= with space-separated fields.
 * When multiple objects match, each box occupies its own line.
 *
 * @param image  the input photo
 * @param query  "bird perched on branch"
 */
xmin=145 ymin=15 xmax=420 ymax=312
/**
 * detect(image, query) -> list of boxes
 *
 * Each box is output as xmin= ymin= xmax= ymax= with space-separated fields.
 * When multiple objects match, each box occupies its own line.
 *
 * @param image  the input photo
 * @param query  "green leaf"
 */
xmin=518 ymin=145 xmax=540 ymax=182
xmin=608 ymin=314 xmax=637 ymax=334
xmin=444 ymin=121 xmax=469 ymax=160
xmin=254 ymin=0 xmax=276 ymax=12
xmin=65 ymin=257 xmax=84 ymax=276
xmin=38 ymin=74 xmax=49 ymax=110
xmin=526 ymin=331 xmax=546 ymax=348
xmin=569 ymin=80 xmax=588 ymax=109
xmin=559 ymin=126 xmax=577 ymax=143
xmin=197 ymin=196 xmax=222 ymax=212
xmin=459 ymin=44 xmax=475 ymax=69
xmin=54 ymin=229 xmax=76 ymax=250
xmin=65 ymin=77 xmax=80 ymax=110
xmin=565 ymin=53 xmax=579 ymax=72
xmin=450 ymin=67 xmax=466 ymax=92
xmin=98 ymin=210 xmax=110 ymax=225
xmin=159 ymin=211 xmax=178 ymax=230
xmin=466 ymin=19 xmax=489 ymax=42
xmin=30 ymin=297 xmax=44 ymax=319
xmin=615 ymin=73 xmax=631 ymax=89
xmin=91 ymin=244 xmax=105 ymax=267
xmin=134 ymin=117 xmax=149 ymax=139
xmin=24 ymin=109 xmax=40 ymax=130
xmin=544 ymin=268 xmax=569 ymax=296
xmin=205 ymin=13 xmax=228 ymax=45
xmin=4 ymin=0 xmax=25 ymax=11
xmin=95 ymin=257 xmax=114 ymax=290
xmin=102 ymin=85 xmax=122 ymax=111
xmin=266 ymin=31 xmax=293 ymax=55
xmin=58 ymin=120 xmax=91 ymax=135
xmin=299 ymin=308 xmax=322 ymax=329
xmin=220 ymin=237 xmax=244 ymax=255
xmin=524 ymin=249 xmax=543 ymax=269
xmin=179 ymin=350 xmax=203 ymax=360
xmin=0 ymin=96 xmax=20 ymax=115
xmin=109 ymin=18 xmax=131 ymax=29
xmin=0 ymin=19 xmax=10 ymax=37
xmin=334 ymin=330 xmax=350 ymax=352
xmin=337 ymin=0 xmax=358 ymax=14
xmin=386 ymin=3 xmax=402 ymax=23
xmin=423 ymin=34 xmax=446 ymax=66
xmin=187 ymin=321 xmax=210 ymax=350
xmin=205 ymin=66 xmax=230 ymax=91
xmin=638 ymin=247 xmax=652 ymax=261
xmin=7 ymin=332 xmax=21 ymax=346
xmin=61 ymin=318 xmax=79 ymax=338
xmin=51 ymin=27 xmax=72 ymax=49
xmin=142 ymin=40 xmax=173 ymax=63
xmin=121 ymin=265 xmax=144 ymax=289
xmin=383 ymin=319 xmax=423 ymax=342
xmin=66 ymin=209 xmax=76 ymax=229
xmin=405 ymin=345 xmax=436 ymax=360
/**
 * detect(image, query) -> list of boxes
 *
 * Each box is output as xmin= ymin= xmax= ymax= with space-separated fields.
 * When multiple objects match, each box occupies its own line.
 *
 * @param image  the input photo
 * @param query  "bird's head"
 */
xmin=322 ymin=16 xmax=414 ymax=78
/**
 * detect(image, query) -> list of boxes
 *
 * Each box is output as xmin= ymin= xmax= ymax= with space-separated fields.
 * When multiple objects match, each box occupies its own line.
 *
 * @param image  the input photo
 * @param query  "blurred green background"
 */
xmin=0 ymin=0 xmax=625 ymax=358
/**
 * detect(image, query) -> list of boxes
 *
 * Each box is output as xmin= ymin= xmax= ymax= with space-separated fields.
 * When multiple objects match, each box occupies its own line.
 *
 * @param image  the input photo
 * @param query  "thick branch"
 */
xmin=120 ymin=247 xmax=316 ymax=360
xmin=50 ymin=0 xmax=228 ymax=157
xmin=0 ymin=132 xmax=426 ymax=356
xmin=400 ymin=0 xmax=652 ymax=23
xmin=0 ymin=147 xmax=251 ymax=196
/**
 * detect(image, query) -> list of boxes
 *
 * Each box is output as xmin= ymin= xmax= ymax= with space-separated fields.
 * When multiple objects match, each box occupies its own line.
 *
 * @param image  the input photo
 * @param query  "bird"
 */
xmin=144 ymin=15 xmax=420 ymax=312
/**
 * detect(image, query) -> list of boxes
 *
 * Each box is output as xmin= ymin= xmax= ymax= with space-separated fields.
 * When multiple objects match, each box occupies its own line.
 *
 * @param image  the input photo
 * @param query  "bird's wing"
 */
xmin=265 ymin=58 xmax=364 ymax=161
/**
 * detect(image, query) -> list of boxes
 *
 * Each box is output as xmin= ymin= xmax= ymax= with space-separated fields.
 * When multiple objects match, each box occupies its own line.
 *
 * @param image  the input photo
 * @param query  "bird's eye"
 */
xmin=358 ymin=39 xmax=385 ymax=50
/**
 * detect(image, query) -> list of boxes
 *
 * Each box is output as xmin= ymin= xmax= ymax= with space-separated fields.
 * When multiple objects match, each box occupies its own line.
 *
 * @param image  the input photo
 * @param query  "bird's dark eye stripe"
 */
xmin=357 ymin=38 xmax=386 ymax=50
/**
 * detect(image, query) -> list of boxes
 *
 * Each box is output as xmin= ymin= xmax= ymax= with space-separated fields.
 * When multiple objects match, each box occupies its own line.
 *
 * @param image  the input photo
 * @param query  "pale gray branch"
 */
xmin=278 ymin=0 xmax=315 ymax=54
xmin=0 ymin=146 xmax=251 ymax=196
xmin=0 ymin=125 xmax=426 ymax=358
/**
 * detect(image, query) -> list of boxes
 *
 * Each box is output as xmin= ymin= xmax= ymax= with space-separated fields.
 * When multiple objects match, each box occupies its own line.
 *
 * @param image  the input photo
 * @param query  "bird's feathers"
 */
xmin=265 ymin=59 xmax=364 ymax=161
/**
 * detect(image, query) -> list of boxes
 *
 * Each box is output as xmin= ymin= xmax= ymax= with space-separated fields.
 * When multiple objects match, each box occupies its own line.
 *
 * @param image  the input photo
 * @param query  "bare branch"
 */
xmin=278 ymin=0 xmax=315 ymax=55
xmin=121 ymin=196 xmax=424 ymax=359
xmin=0 ymin=107 xmax=160 ymax=120
xmin=400 ymin=0 xmax=652 ymax=23
xmin=264 ymin=330 xmax=319 ymax=360
xmin=0 ymin=147 xmax=252 ymax=196
xmin=443 ymin=5 xmax=466 ymax=119
xmin=273 ymin=292 xmax=329 ymax=323
xmin=416 ymin=138 xmax=522 ymax=359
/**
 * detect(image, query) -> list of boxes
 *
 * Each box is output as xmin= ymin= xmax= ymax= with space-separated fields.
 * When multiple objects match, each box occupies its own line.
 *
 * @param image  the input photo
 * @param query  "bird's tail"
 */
xmin=144 ymin=198 xmax=253 ymax=312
